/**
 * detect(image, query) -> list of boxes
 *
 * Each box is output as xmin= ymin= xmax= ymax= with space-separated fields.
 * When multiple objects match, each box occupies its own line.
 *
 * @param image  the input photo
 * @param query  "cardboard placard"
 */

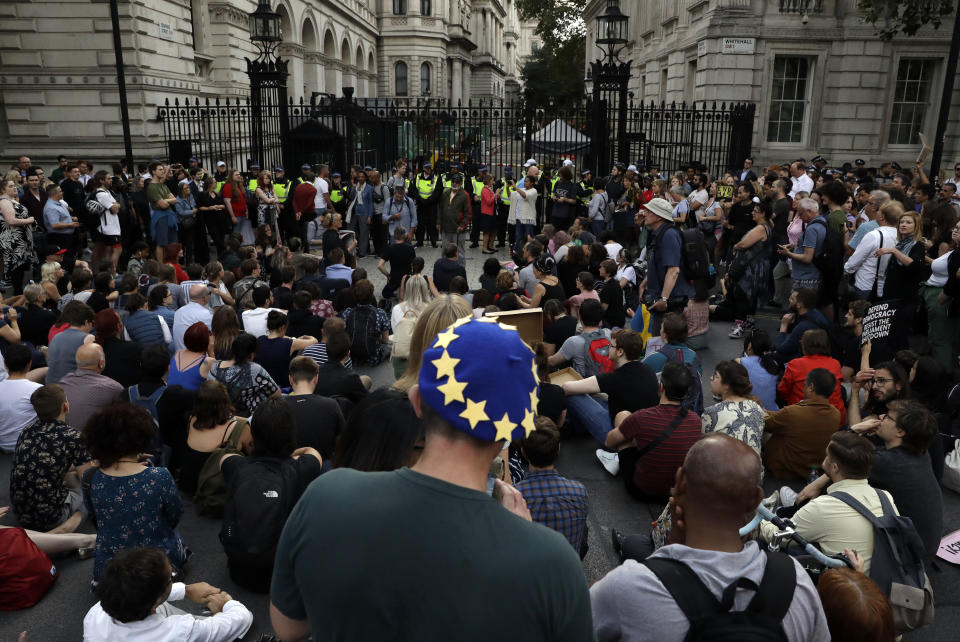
xmin=937 ymin=529 xmax=960 ymax=565
xmin=549 ymin=367 xmax=582 ymax=385
xmin=484 ymin=307 xmax=543 ymax=347
xmin=717 ymin=184 xmax=734 ymax=199
xmin=861 ymin=302 xmax=896 ymax=344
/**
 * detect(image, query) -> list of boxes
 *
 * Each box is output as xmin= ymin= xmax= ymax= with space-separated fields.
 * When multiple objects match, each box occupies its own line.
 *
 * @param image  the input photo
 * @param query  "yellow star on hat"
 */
xmin=520 ymin=408 xmax=536 ymax=437
xmin=432 ymin=350 xmax=460 ymax=379
xmin=451 ymin=316 xmax=472 ymax=328
xmin=493 ymin=412 xmax=517 ymax=441
xmin=437 ymin=373 xmax=467 ymax=405
xmin=531 ymin=359 xmax=540 ymax=384
xmin=459 ymin=398 xmax=489 ymax=430
xmin=528 ymin=388 xmax=539 ymax=412
xmin=434 ymin=327 xmax=460 ymax=349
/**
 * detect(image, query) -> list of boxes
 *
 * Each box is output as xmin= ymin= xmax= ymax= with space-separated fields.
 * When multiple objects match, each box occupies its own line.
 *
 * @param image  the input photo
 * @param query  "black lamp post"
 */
xmin=590 ymin=0 xmax=631 ymax=178
xmin=108 ymin=0 xmax=133 ymax=178
xmin=246 ymin=0 xmax=290 ymax=173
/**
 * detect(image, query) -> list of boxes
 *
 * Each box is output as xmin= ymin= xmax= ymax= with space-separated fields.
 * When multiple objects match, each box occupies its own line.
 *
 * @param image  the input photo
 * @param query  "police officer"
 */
xmin=412 ymin=162 xmax=441 ymax=247
xmin=329 ymin=172 xmax=349 ymax=215
xmin=297 ymin=163 xmax=313 ymax=184
xmin=497 ymin=168 xmax=515 ymax=249
xmin=246 ymin=163 xmax=261 ymax=192
xmin=213 ymin=161 xmax=229 ymax=192
xmin=578 ymin=169 xmax=594 ymax=219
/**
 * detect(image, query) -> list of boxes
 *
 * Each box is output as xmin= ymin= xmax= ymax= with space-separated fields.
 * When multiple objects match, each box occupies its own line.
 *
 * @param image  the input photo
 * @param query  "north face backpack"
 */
xmin=220 ymin=459 xmax=297 ymax=572
xmin=346 ymin=304 xmax=380 ymax=362
xmin=662 ymin=346 xmax=704 ymax=414
xmin=580 ymin=328 xmax=616 ymax=378
xmin=807 ymin=218 xmax=845 ymax=281
xmin=830 ymin=489 xmax=934 ymax=632
xmin=642 ymin=549 xmax=795 ymax=642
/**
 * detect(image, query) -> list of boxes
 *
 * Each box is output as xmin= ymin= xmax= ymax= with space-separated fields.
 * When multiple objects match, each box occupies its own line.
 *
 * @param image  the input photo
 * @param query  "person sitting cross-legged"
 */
xmin=82 ymin=546 xmax=253 ymax=642
xmin=597 ymin=361 xmax=702 ymax=501
xmin=590 ymin=433 xmax=830 ymax=641
xmin=776 ymin=329 xmax=846 ymax=427
xmin=516 ymin=417 xmax=589 ymax=558
xmin=561 ymin=328 xmax=659 ymax=445
xmin=10 ymin=384 xmax=94 ymax=533
xmin=763 ymin=368 xmax=841 ymax=481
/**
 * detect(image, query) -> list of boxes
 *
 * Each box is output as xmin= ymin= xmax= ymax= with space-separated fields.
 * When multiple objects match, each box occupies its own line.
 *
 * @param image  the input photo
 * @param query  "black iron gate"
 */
xmin=158 ymin=93 xmax=755 ymax=181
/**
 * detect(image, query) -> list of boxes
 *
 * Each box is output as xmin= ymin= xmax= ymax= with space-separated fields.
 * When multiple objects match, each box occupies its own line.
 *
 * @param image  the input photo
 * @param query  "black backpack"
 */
xmin=807 ymin=218 xmax=844 ymax=280
xmin=346 ymin=304 xmax=380 ymax=362
xmin=661 ymin=346 xmax=704 ymax=414
xmin=643 ymin=549 xmax=795 ymax=642
xmin=651 ymin=225 xmax=711 ymax=284
xmin=830 ymin=490 xmax=934 ymax=632
xmin=81 ymin=192 xmax=108 ymax=232
xmin=219 ymin=459 xmax=298 ymax=571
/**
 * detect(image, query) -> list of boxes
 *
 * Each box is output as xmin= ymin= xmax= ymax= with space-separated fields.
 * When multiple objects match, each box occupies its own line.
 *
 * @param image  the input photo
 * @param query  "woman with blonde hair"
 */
xmin=390 ymin=274 xmax=433 ymax=379
xmin=394 ymin=294 xmax=472 ymax=393
xmin=40 ymin=260 xmax=64 ymax=308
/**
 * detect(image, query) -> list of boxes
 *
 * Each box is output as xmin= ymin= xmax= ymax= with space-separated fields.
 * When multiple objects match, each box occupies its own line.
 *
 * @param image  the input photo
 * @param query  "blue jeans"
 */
xmin=514 ymin=222 xmax=533 ymax=252
xmin=566 ymin=394 xmax=612 ymax=445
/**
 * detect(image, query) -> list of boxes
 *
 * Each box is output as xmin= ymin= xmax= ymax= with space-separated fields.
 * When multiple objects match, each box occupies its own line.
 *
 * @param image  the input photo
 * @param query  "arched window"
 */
xmin=420 ymin=62 xmax=431 ymax=96
xmin=393 ymin=0 xmax=406 ymax=15
xmin=395 ymin=61 xmax=408 ymax=96
xmin=421 ymin=0 xmax=431 ymax=16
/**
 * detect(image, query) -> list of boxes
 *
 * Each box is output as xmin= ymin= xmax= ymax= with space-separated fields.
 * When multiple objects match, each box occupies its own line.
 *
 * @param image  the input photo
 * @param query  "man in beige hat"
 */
xmin=639 ymin=198 xmax=695 ymax=335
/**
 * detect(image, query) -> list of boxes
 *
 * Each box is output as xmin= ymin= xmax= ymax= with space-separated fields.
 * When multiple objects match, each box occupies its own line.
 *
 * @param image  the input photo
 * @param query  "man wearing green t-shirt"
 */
xmin=270 ymin=318 xmax=594 ymax=641
xmin=145 ymin=161 xmax=178 ymax=261
xmin=819 ymin=180 xmax=849 ymax=239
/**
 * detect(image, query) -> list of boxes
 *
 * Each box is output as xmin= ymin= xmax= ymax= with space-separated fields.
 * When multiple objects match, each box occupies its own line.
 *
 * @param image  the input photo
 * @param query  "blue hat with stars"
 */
xmin=419 ymin=317 xmax=539 ymax=442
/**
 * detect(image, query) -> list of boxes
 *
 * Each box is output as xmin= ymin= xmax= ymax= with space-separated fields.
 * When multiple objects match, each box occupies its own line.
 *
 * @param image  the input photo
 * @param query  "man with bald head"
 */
xmin=591 ymin=434 xmax=830 ymax=641
xmin=172 ymin=283 xmax=213 ymax=351
xmin=58 ymin=343 xmax=124 ymax=431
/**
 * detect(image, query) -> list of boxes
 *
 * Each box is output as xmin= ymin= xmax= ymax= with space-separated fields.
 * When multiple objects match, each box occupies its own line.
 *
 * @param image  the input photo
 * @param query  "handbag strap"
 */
xmin=635 ymin=407 xmax=687 ymax=459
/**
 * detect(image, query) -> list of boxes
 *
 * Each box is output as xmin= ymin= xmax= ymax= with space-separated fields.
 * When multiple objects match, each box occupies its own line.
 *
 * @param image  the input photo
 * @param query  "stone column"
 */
xmin=452 ymin=58 xmax=463 ymax=105
xmin=462 ymin=62 xmax=471 ymax=103
xmin=484 ymin=11 xmax=491 ymax=55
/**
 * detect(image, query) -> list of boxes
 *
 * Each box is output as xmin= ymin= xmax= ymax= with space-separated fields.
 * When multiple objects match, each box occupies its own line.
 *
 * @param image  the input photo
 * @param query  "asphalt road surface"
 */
xmin=1 ymin=245 xmax=958 ymax=640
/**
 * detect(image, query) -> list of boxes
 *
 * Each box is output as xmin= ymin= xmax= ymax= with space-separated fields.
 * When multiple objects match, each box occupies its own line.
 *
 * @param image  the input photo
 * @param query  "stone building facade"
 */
xmin=582 ymin=0 xmax=960 ymax=170
xmin=0 ymin=0 xmax=537 ymax=165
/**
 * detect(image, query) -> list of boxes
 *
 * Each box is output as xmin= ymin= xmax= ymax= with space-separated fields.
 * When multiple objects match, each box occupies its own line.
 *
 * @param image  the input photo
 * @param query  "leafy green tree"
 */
xmin=857 ymin=0 xmax=955 ymax=40
xmin=520 ymin=35 xmax=586 ymax=107
xmin=515 ymin=0 xmax=585 ymax=52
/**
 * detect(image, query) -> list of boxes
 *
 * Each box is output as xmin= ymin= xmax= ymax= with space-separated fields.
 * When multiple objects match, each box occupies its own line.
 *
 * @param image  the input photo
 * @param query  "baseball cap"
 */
xmin=562 ymin=159 xmax=574 ymax=167
xmin=216 ymin=161 xmax=226 ymax=167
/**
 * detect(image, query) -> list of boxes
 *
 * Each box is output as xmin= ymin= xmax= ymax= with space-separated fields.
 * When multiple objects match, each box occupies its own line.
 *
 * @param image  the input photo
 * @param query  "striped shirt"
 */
xmin=618 ymin=404 xmax=702 ymax=498
xmin=302 ymin=342 xmax=352 ymax=370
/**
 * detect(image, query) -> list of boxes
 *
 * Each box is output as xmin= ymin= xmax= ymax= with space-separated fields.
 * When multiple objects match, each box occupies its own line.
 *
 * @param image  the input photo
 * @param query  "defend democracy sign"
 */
xmin=861 ymin=302 xmax=896 ymax=344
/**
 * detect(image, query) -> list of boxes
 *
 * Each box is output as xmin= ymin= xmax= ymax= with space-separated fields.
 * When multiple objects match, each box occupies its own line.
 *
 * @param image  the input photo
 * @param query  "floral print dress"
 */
xmin=701 ymin=399 xmax=766 ymax=473
xmin=90 ymin=466 xmax=189 ymax=581
xmin=0 ymin=197 xmax=37 ymax=273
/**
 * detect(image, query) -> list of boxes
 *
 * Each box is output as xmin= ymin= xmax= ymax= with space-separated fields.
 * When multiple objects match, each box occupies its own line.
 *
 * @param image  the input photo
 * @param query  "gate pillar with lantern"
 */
xmin=590 ymin=0 xmax=631 ymax=178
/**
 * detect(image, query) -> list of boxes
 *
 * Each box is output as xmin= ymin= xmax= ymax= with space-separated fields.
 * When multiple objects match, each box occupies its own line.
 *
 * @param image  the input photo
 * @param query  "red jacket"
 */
xmin=777 ymin=354 xmax=846 ymax=427
xmin=292 ymin=181 xmax=317 ymax=215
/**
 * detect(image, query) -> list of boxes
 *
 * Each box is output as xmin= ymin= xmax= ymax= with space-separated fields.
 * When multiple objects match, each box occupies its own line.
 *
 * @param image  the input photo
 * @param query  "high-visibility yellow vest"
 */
xmin=579 ymin=180 xmax=593 ymax=204
xmin=549 ymin=176 xmax=559 ymax=196
xmin=442 ymin=175 xmax=453 ymax=190
xmin=471 ymin=177 xmax=484 ymax=199
xmin=247 ymin=179 xmax=258 ymax=192
xmin=500 ymin=183 xmax=512 ymax=204
xmin=329 ymin=187 xmax=345 ymax=203
xmin=416 ymin=174 xmax=437 ymax=200
xmin=274 ymin=180 xmax=290 ymax=203
xmin=216 ymin=180 xmax=226 ymax=193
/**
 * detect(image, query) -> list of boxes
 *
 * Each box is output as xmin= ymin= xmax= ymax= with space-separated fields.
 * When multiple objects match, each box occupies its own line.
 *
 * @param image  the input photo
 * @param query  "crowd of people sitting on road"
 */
xmin=0 ymin=151 xmax=957 ymax=640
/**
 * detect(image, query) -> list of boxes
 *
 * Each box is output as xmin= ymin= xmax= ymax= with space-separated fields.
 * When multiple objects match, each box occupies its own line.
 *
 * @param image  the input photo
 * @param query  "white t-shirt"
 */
xmin=515 ymin=187 xmax=538 ymax=224
xmin=789 ymin=173 xmax=814 ymax=199
xmin=313 ymin=177 xmax=329 ymax=211
xmin=94 ymin=189 xmax=122 ymax=236
xmin=689 ymin=188 xmax=709 ymax=207
xmin=616 ymin=264 xmax=637 ymax=287
xmin=605 ymin=242 xmax=623 ymax=261
xmin=0 ymin=378 xmax=42 ymax=452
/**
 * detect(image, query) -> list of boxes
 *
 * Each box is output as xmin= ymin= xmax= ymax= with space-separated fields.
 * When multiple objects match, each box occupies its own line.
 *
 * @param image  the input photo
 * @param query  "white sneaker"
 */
xmin=762 ymin=490 xmax=780 ymax=510
xmin=779 ymin=486 xmax=798 ymax=508
xmin=728 ymin=320 xmax=745 ymax=339
xmin=596 ymin=449 xmax=620 ymax=476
